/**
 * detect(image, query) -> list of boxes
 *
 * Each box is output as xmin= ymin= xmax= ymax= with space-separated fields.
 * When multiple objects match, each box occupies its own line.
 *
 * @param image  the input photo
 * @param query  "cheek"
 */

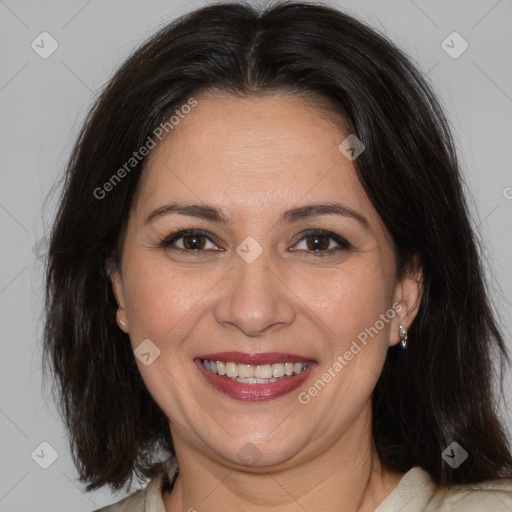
xmin=300 ymin=265 xmax=393 ymax=415
xmin=121 ymin=253 xmax=219 ymax=348
xmin=305 ymin=261 xmax=392 ymax=346
xmin=120 ymin=257 xmax=215 ymax=417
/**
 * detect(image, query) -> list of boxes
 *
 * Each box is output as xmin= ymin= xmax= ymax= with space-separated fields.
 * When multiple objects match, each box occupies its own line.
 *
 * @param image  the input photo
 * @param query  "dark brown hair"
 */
xmin=42 ymin=0 xmax=512 ymax=493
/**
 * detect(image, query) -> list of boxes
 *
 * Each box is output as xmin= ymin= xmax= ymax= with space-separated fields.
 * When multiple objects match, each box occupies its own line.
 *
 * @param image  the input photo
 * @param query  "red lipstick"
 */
xmin=194 ymin=354 xmax=317 ymax=402
xmin=196 ymin=351 xmax=313 ymax=365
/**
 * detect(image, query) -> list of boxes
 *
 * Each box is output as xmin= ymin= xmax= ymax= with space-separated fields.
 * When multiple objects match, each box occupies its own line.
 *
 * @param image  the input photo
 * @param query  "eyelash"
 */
xmin=159 ymin=228 xmax=352 ymax=258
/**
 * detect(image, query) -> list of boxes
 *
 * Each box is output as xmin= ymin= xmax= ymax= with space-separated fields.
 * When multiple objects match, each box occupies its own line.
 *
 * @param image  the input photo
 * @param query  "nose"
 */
xmin=213 ymin=248 xmax=296 ymax=337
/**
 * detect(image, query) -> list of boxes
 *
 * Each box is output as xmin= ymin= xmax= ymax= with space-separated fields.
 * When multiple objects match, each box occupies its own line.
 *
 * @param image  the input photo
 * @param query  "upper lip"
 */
xmin=195 ymin=351 xmax=315 ymax=365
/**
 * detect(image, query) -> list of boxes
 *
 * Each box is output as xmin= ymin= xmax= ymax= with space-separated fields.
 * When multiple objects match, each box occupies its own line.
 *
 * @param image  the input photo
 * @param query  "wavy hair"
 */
xmin=42 ymin=0 xmax=512 ymax=493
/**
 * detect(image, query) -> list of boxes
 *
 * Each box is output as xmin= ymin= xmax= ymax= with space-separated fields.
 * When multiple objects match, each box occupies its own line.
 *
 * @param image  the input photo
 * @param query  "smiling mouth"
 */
xmin=200 ymin=359 xmax=310 ymax=384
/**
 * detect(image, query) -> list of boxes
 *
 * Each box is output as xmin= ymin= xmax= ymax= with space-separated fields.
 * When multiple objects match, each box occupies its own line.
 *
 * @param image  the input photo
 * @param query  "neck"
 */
xmin=163 ymin=405 xmax=404 ymax=512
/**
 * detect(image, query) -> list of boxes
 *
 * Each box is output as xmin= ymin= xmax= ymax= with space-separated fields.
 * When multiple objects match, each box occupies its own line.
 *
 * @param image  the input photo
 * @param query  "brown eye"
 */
xmin=292 ymin=229 xmax=352 ymax=256
xmin=160 ymin=229 xmax=219 ymax=252
xmin=305 ymin=233 xmax=331 ymax=251
xmin=181 ymin=233 xmax=207 ymax=250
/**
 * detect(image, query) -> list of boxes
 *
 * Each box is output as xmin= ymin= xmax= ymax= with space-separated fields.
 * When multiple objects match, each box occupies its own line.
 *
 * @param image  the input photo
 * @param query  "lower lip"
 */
xmin=194 ymin=359 xmax=317 ymax=402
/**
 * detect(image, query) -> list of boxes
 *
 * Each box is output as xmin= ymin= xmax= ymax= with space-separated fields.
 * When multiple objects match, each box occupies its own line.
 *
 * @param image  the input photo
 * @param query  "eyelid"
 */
xmin=160 ymin=227 xmax=352 ymax=255
xmin=160 ymin=228 xmax=222 ymax=250
xmin=291 ymin=229 xmax=352 ymax=254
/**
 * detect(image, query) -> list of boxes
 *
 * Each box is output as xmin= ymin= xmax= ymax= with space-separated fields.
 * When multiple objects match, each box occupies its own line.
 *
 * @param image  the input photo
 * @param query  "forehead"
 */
xmin=133 ymin=92 xmax=379 ymax=230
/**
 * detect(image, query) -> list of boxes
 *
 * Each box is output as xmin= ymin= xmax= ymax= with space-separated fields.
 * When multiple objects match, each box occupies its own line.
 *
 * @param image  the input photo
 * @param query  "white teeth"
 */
xmin=225 ymin=362 xmax=237 ymax=378
xmin=255 ymin=364 xmax=272 ymax=379
xmin=236 ymin=377 xmax=270 ymax=384
xmin=238 ymin=364 xmax=253 ymax=378
xmin=201 ymin=359 xmax=310 ymax=382
xmin=272 ymin=363 xmax=285 ymax=378
xmin=216 ymin=361 xmax=226 ymax=376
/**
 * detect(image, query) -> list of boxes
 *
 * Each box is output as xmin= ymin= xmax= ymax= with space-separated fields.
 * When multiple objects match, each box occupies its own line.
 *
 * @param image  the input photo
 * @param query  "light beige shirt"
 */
xmin=94 ymin=459 xmax=512 ymax=512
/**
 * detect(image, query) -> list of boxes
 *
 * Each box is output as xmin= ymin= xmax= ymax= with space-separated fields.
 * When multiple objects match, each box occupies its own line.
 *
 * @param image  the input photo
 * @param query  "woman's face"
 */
xmin=112 ymin=92 xmax=421 ymax=469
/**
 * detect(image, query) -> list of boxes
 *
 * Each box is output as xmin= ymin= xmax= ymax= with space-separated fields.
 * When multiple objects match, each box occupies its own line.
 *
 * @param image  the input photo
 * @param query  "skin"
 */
xmin=111 ymin=91 xmax=423 ymax=512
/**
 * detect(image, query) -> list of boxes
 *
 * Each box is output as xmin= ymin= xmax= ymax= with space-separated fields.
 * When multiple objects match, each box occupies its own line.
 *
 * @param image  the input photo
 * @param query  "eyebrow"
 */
xmin=145 ymin=202 xmax=371 ymax=231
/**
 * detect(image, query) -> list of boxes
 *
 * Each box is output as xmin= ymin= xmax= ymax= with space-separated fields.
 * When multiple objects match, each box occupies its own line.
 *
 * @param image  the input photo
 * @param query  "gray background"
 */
xmin=0 ymin=0 xmax=511 ymax=510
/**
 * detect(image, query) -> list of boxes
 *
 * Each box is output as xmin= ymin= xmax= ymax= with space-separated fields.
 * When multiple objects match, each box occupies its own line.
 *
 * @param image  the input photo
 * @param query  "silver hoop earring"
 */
xmin=399 ymin=322 xmax=408 ymax=349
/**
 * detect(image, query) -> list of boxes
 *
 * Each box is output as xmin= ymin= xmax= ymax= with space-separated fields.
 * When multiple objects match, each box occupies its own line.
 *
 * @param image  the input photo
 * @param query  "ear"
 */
xmin=109 ymin=261 xmax=129 ymax=332
xmin=389 ymin=253 xmax=423 ymax=347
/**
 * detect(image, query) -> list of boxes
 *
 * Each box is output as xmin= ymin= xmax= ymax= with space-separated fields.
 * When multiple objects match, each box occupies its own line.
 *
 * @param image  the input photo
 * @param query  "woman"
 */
xmin=42 ymin=1 xmax=512 ymax=511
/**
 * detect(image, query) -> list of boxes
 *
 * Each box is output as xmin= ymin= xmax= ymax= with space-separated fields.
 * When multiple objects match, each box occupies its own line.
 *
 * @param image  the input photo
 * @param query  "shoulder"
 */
xmin=91 ymin=487 xmax=146 ymax=512
xmin=377 ymin=466 xmax=512 ymax=512
xmin=90 ymin=457 xmax=178 ymax=512
xmin=433 ymin=476 xmax=512 ymax=511
xmin=90 ymin=473 xmax=164 ymax=512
